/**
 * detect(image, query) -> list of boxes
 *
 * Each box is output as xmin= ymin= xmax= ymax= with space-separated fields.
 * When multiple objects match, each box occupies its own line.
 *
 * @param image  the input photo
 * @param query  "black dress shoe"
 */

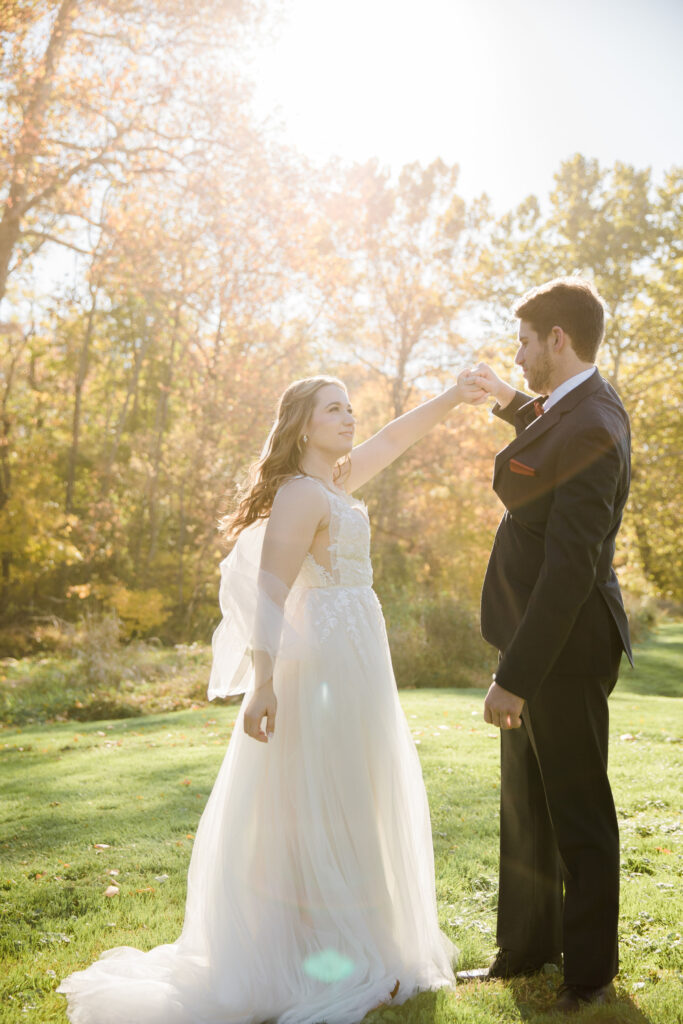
xmin=554 ymin=982 xmax=615 ymax=1012
xmin=456 ymin=948 xmax=561 ymax=982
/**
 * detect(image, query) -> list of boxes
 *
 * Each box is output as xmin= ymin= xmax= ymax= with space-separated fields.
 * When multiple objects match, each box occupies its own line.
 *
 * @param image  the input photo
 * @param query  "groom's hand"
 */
xmin=484 ymin=680 xmax=524 ymax=729
xmin=470 ymin=363 xmax=516 ymax=410
xmin=456 ymin=368 xmax=489 ymax=405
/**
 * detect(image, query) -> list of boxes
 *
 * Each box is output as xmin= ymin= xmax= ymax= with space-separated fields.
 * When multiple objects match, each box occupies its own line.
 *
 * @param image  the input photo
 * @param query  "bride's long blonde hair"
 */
xmin=220 ymin=375 xmax=349 ymax=540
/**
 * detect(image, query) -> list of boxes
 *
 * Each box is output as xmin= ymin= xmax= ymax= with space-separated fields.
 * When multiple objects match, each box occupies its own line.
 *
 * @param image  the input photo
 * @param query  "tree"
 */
xmin=0 ymin=0 xmax=268 ymax=307
xmin=309 ymin=160 xmax=490 ymax=580
xmin=471 ymin=154 xmax=683 ymax=601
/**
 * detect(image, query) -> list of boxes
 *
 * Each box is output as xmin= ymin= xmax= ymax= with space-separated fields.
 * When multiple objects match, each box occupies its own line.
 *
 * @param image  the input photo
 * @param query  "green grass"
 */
xmin=1 ymin=625 xmax=681 ymax=1023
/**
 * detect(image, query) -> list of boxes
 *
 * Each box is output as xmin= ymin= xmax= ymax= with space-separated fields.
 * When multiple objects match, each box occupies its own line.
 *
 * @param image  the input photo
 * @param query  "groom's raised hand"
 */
xmin=484 ymin=680 xmax=524 ymax=730
xmin=470 ymin=363 xmax=516 ymax=410
xmin=456 ymin=368 xmax=490 ymax=405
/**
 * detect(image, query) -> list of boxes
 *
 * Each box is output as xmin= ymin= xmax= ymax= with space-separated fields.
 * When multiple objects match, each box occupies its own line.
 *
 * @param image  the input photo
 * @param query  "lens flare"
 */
xmin=302 ymin=949 xmax=354 ymax=983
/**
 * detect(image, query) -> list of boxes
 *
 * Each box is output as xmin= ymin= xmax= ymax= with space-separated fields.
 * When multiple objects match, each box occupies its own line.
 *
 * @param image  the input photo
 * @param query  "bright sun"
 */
xmin=247 ymin=0 xmax=683 ymax=212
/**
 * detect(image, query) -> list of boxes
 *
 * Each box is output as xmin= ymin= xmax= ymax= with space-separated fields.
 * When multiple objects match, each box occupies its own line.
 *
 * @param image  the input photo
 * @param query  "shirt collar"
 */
xmin=543 ymin=367 xmax=597 ymax=413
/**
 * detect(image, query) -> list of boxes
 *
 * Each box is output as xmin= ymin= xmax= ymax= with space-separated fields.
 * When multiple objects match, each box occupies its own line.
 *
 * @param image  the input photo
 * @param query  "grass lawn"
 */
xmin=1 ymin=623 xmax=681 ymax=1023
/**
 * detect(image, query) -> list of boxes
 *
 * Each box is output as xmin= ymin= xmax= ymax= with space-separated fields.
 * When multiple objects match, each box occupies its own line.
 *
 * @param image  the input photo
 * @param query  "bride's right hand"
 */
xmin=244 ymin=683 xmax=277 ymax=743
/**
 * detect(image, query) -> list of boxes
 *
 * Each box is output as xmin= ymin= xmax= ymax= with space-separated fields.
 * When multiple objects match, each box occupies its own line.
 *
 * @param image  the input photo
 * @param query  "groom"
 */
xmin=461 ymin=278 xmax=632 ymax=1013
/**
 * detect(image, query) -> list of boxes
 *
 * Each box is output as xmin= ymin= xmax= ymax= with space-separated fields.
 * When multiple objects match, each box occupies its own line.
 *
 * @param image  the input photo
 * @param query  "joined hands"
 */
xmin=459 ymin=363 xmax=516 ymax=409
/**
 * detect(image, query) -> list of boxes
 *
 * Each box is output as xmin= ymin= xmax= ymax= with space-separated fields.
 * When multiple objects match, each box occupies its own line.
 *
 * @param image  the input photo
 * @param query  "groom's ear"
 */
xmin=549 ymin=325 xmax=570 ymax=353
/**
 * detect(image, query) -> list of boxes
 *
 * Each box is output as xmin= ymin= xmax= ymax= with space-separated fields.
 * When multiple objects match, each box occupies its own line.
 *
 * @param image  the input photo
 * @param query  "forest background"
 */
xmin=1 ymin=0 xmax=681 ymax=707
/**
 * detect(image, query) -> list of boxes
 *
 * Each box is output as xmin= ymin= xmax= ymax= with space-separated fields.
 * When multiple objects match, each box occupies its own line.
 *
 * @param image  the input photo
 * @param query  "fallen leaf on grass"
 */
xmin=104 ymin=885 xmax=119 ymax=897
xmin=655 ymin=846 xmax=672 ymax=854
xmin=186 ymin=833 xmax=195 ymax=840
xmin=108 ymin=869 xmax=119 ymax=876
xmin=180 ymin=779 xmax=191 ymax=786
xmin=94 ymin=843 xmax=110 ymax=850
xmin=136 ymin=886 xmax=155 ymax=894
xmin=154 ymin=874 xmax=169 ymax=883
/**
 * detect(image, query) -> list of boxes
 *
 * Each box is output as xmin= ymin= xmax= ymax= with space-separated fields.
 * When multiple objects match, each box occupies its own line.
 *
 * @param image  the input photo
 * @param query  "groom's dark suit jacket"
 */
xmin=481 ymin=369 xmax=632 ymax=701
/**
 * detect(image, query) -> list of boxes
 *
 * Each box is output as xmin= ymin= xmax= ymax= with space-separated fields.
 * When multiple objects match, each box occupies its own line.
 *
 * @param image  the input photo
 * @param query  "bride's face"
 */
xmin=305 ymin=384 xmax=356 ymax=457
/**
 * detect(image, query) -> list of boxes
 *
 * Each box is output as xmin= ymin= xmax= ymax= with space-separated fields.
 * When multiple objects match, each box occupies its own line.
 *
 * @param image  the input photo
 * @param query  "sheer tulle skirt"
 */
xmin=58 ymin=586 xmax=455 ymax=1024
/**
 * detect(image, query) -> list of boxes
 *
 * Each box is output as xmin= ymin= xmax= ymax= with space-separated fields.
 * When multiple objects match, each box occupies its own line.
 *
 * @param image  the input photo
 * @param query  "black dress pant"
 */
xmin=496 ymin=669 xmax=620 ymax=987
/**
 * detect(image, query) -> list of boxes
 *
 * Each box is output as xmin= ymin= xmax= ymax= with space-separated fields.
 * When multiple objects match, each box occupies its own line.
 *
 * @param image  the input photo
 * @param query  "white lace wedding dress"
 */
xmin=58 ymin=480 xmax=456 ymax=1024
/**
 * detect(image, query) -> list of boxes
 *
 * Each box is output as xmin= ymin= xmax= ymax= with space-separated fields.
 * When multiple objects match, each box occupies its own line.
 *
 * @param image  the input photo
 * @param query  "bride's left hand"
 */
xmin=456 ymin=368 xmax=489 ymax=405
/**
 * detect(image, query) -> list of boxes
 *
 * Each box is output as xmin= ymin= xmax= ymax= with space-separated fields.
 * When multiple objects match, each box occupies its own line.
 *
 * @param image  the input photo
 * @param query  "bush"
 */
xmin=383 ymin=592 xmax=494 ymax=689
xmin=623 ymin=592 xmax=661 ymax=645
xmin=66 ymin=611 xmax=124 ymax=688
xmin=0 ymin=615 xmax=215 ymax=725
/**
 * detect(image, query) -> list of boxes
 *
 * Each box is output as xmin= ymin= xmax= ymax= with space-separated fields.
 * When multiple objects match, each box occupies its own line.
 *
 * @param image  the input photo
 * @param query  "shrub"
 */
xmin=383 ymin=592 xmax=494 ymax=689
xmin=620 ymin=591 xmax=663 ymax=646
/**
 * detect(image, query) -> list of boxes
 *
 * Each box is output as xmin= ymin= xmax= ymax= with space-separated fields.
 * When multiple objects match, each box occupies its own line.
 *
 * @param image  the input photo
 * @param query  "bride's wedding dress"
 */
xmin=58 ymin=479 xmax=455 ymax=1024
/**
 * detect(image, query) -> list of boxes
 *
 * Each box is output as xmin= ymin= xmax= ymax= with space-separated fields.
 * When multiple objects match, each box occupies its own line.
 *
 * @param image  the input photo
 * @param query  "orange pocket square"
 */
xmin=509 ymin=458 xmax=537 ymax=477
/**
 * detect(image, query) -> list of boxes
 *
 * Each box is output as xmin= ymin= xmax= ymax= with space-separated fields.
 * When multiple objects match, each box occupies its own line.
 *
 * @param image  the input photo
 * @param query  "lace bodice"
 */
xmin=292 ymin=480 xmax=373 ymax=590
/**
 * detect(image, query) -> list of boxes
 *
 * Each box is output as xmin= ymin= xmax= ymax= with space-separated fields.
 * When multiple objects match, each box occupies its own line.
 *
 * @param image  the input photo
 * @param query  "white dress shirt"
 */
xmin=542 ymin=366 xmax=597 ymax=413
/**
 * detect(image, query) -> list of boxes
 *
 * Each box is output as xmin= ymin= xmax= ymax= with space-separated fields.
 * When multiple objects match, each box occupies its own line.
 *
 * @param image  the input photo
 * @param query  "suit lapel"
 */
xmin=494 ymin=370 xmax=604 ymax=483
xmin=515 ymin=396 xmax=544 ymax=431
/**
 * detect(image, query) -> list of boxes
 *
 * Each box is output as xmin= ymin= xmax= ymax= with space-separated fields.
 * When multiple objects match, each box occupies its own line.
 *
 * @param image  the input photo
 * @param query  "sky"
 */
xmin=248 ymin=0 xmax=683 ymax=212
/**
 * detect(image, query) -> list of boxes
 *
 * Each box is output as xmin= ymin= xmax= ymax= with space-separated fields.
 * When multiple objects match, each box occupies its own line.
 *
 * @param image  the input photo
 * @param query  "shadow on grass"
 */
xmin=615 ymin=623 xmax=683 ymax=700
xmin=503 ymin=975 xmax=658 ymax=1023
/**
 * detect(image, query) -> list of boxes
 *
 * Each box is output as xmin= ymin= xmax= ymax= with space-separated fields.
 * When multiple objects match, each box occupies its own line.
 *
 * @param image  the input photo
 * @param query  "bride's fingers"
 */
xmin=266 ymin=706 xmax=276 ymax=740
xmin=244 ymin=713 xmax=265 ymax=742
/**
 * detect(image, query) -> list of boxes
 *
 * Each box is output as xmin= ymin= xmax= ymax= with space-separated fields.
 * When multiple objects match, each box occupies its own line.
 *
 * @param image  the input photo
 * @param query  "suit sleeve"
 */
xmin=494 ymin=426 xmax=623 ymax=701
xmin=492 ymin=391 xmax=530 ymax=427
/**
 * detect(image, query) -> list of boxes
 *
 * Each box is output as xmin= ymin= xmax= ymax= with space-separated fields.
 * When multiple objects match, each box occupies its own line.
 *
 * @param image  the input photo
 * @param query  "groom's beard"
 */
xmin=525 ymin=347 xmax=553 ymax=395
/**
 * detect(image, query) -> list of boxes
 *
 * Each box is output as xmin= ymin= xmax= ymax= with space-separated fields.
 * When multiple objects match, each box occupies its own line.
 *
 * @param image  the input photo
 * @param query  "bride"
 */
xmin=59 ymin=372 xmax=486 ymax=1024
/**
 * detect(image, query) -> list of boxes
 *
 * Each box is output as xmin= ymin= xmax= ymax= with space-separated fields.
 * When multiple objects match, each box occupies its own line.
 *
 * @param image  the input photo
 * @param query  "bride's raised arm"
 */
xmin=344 ymin=371 xmax=487 ymax=493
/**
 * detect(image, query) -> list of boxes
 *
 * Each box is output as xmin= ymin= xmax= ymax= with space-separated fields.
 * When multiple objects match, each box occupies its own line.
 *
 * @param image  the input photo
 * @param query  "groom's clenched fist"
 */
xmin=484 ymin=680 xmax=525 ymax=730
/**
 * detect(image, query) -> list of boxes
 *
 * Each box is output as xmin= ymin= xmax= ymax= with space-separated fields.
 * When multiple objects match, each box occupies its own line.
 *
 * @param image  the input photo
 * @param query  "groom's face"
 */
xmin=515 ymin=320 xmax=554 ymax=394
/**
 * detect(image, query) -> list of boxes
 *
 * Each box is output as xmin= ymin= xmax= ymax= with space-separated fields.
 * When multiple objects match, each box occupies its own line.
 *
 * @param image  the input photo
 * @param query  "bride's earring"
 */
xmin=302 ymin=434 xmax=308 ymax=444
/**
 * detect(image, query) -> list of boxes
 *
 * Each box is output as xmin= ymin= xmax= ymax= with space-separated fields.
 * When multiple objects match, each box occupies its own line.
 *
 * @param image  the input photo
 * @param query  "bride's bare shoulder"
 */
xmin=272 ymin=475 xmax=329 ymax=511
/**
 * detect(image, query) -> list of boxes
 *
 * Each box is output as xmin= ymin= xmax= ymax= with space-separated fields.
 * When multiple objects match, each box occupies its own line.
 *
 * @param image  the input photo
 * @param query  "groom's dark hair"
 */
xmin=514 ymin=277 xmax=605 ymax=361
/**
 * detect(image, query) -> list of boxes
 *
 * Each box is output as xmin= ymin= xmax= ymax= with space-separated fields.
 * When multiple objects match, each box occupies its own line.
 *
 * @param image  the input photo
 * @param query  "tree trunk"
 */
xmin=65 ymin=286 xmax=97 ymax=514
xmin=0 ymin=0 xmax=78 ymax=307
xmin=0 ymin=327 xmax=28 ymax=612
xmin=144 ymin=307 xmax=180 ymax=581
xmin=100 ymin=335 xmax=145 ymax=497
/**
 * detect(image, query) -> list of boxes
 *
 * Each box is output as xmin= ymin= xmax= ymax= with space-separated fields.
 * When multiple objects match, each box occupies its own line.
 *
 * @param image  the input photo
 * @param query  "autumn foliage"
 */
xmin=1 ymin=3 xmax=680 ymax=664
